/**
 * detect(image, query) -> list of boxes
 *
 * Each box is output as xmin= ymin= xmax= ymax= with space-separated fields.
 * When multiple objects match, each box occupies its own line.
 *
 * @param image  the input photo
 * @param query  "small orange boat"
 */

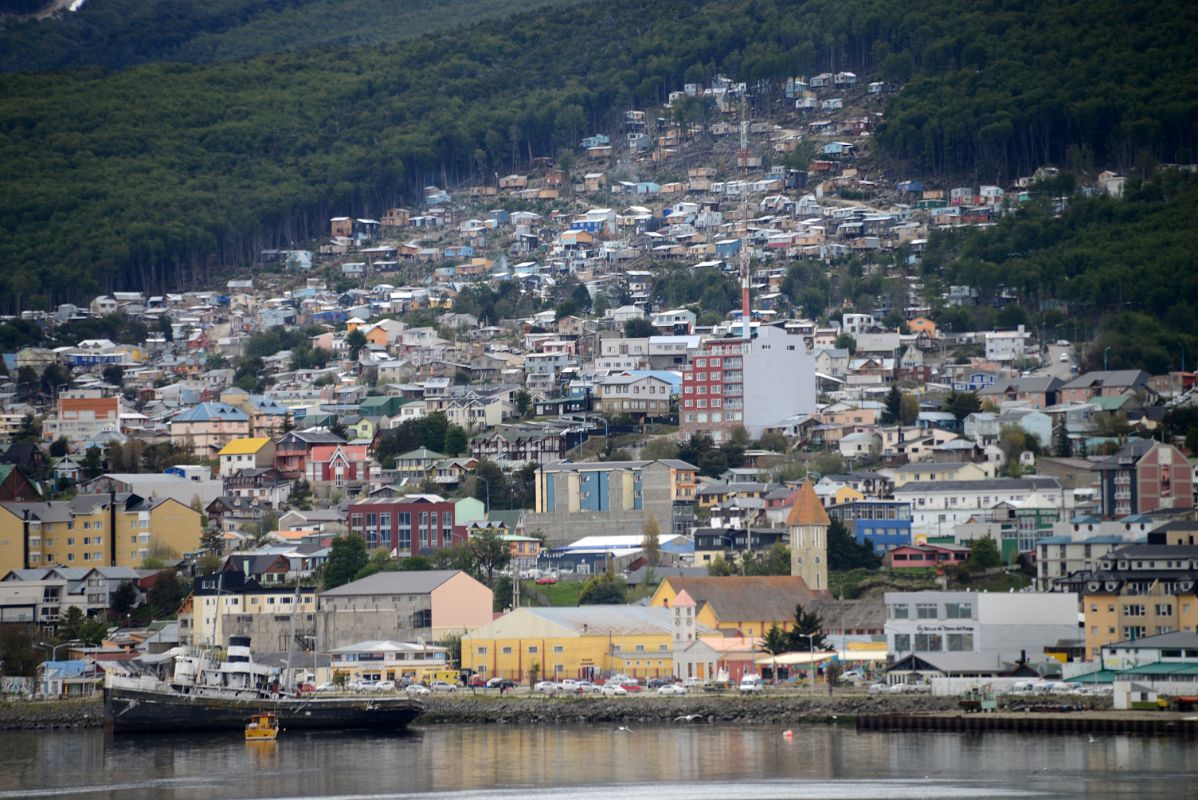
xmin=245 ymin=712 xmax=280 ymax=741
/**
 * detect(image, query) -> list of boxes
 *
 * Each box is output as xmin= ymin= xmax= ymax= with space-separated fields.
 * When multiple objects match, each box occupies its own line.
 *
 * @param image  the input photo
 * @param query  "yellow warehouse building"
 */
xmin=462 ymin=606 xmax=698 ymax=683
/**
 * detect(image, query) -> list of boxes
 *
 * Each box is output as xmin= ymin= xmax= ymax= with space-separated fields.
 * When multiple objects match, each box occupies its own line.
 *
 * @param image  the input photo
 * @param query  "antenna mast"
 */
xmin=738 ymin=91 xmax=752 ymax=341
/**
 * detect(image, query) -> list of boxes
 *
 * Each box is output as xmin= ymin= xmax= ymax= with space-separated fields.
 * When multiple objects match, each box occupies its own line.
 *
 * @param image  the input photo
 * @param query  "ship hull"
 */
xmin=104 ymin=687 xmax=423 ymax=734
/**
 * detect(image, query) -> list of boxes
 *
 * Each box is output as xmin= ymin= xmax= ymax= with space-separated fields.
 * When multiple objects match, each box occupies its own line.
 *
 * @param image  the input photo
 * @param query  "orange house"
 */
xmin=908 ymin=317 xmax=938 ymax=338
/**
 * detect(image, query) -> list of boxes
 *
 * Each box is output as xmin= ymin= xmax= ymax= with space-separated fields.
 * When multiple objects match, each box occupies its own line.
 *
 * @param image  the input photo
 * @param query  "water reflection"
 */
xmin=0 ymin=724 xmax=1194 ymax=799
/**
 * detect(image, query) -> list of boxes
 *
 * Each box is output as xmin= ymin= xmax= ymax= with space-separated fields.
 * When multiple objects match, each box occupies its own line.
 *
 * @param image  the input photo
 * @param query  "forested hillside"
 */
xmin=0 ymin=0 xmax=582 ymax=70
xmin=923 ymin=169 xmax=1198 ymax=375
xmin=0 ymin=0 xmax=1195 ymax=316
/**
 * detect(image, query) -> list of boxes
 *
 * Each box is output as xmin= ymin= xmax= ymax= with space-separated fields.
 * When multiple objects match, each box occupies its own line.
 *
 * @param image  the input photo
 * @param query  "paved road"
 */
xmin=1034 ymin=342 xmax=1078 ymax=381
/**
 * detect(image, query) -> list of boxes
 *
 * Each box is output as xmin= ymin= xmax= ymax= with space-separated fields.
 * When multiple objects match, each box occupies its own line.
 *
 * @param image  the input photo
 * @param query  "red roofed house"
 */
xmin=306 ymin=443 xmax=374 ymax=497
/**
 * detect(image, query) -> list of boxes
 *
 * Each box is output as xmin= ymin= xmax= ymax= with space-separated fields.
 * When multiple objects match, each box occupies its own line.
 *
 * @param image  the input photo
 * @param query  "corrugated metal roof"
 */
xmin=319 ymin=570 xmax=463 ymax=597
xmin=663 ymin=576 xmax=816 ymax=624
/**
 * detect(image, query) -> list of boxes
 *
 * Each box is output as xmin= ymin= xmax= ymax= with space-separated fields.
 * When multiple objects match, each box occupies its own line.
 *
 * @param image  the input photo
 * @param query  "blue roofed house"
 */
xmin=169 ymin=402 xmax=252 ymax=458
xmin=37 ymin=659 xmax=99 ymax=698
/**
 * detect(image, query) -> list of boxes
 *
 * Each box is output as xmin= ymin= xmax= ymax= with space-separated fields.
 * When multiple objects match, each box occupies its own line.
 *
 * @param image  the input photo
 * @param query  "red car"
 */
xmin=535 ymin=576 xmax=557 ymax=585
xmin=620 ymin=682 xmax=643 ymax=693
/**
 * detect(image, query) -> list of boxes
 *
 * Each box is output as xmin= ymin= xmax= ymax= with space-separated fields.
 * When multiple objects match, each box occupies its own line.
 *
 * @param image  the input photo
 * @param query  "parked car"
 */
xmin=738 ymin=675 xmax=764 ymax=694
xmin=683 ymin=677 xmax=707 ymax=689
xmin=372 ymin=681 xmax=397 ymax=692
xmin=646 ymin=678 xmax=671 ymax=689
xmin=486 ymin=677 xmax=516 ymax=690
xmin=657 ymin=684 xmax=688 ymax=696
xmin=469 ymin=675 xmax=488 ymax=688
xmin=405 ymin=683 xmax=430 ymax=695
xmin=534 ymin=681 xmax=560 ymax=693
xmin=535 ymin=576 xmax=557 ymax=585
xmin=867 ymin=682 xmax=890 ymax=694
xmin=601 ymin=684 xmax=627 ymax=696
xmin=429 ymin=680 xmax=457 ymax=693
xmin=315 ymin=682 xmax=338 ymax=693
xmin=575 ymin=681 xmax=601 ymax=693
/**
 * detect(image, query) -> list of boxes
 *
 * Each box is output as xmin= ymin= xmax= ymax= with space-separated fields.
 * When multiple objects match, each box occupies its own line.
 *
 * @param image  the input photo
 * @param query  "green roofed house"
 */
xmin=359 ymin=395 xmax=407 ymax=418
xmin=0 ymin=464 xmax=41 ymax=502
xmin=1067 ymin=631 xmax=1198 ymax=709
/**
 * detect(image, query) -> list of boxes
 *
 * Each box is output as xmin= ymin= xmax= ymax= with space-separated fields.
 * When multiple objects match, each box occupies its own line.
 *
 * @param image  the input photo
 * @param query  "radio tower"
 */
xmin=738 ymin=92 xmax=752 ymax=341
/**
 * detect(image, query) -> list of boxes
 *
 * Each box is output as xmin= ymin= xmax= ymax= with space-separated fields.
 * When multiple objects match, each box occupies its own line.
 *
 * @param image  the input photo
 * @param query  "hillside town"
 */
xmin=4 ymin=71 xmax=1197 ymax=715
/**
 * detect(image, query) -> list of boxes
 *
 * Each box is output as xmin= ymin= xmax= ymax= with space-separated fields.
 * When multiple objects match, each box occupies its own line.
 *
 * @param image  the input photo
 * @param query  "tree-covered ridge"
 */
xmin=0 ymin=0 xmax=1195 ymax=311
xmin=0 ymin=0 xmax=583 ymax=71
xmin=923 ymin=170 xmax=1198 ymax=374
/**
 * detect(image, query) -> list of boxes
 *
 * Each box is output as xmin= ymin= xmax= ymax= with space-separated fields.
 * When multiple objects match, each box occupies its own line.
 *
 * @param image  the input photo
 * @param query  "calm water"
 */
xmin=2 ymin=723 xmax=1193 ymax=799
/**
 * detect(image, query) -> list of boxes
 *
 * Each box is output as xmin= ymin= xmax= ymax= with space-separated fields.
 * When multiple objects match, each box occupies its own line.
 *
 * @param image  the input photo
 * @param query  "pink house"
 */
xmin=885 ymin=543 xmax=970 ymax=569
xmin=306 ymin=443 xmax=373 ymax=493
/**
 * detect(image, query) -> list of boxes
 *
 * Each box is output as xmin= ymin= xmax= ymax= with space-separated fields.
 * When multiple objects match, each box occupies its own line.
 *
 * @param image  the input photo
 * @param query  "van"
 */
xmin=738 ymin=675 xmax=764 ymax=694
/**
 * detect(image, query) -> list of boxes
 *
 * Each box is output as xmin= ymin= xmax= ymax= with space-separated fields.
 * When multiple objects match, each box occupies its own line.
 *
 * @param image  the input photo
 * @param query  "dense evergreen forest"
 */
xmin=0 ymin=0 xmax=581 ymax=71
xmin=0 ymin=0 xmax=1196 ymax=326
xmin=924 ymin=170 xmax=1198 ymax=375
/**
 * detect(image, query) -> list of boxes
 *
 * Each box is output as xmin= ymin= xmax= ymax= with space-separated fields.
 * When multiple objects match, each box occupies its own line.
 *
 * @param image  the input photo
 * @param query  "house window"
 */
xmin=527 ymin=646 xmax=538 ymax=654
xmin=915 ymin=603 xmax=938 ymax=619
xmin=893 ymin=634 xmax=911 ymax=652
xmin=477 ymin=647 xmax=488 ymax=655
xmin=502 ymin=647 xmax=512 ymax=655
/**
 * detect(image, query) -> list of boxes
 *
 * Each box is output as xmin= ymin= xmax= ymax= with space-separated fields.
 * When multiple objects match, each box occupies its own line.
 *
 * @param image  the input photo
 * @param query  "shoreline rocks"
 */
xmin=0 ymin=690 xmax=1112 ymax=731
xmin=0 ymin=698 xmax=104 ymax=730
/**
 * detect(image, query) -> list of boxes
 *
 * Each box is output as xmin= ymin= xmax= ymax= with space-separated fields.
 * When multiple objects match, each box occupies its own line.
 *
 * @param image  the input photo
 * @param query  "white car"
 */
xmin=405 ymin=683 xmax=430 ymax=695
xmin=534 ymin=680 xmax=560 ymax=693
xmin=657 ymin=684 xmax=688 ymax=696
xmin=575 ymin=681 xmax=601 ymax=693
xmin=429 ymin=680 xmax=457 ymax=693
xmin=601 ymin=684 xmax=627 ymax=696
xmin=1059 ymin=353 xmax=1069 ymax=362
xmin=372 ymin=681 xmax=397 ymax=692
xmin=868 ymin=683 xmax=890 ymax=694
xmin=738 ymin=676 xmax=764 ymax=694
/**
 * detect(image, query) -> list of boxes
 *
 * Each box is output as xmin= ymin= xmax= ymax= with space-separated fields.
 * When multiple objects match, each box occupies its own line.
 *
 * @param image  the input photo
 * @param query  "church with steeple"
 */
xmin=787 ymin=481 xmax=829 ymax=591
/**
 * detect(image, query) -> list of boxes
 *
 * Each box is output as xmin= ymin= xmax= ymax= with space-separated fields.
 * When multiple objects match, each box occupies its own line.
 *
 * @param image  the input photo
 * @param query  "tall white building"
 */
xmin=680 ymin=324 xmax=816 ymax=441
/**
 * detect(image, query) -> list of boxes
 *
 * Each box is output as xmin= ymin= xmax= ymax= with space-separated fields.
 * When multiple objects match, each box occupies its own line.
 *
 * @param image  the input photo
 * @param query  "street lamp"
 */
xmin=38 ymin=640 xmax=82 ymax=661
xmin=792 ymin=633 xmax=817 ymax=692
